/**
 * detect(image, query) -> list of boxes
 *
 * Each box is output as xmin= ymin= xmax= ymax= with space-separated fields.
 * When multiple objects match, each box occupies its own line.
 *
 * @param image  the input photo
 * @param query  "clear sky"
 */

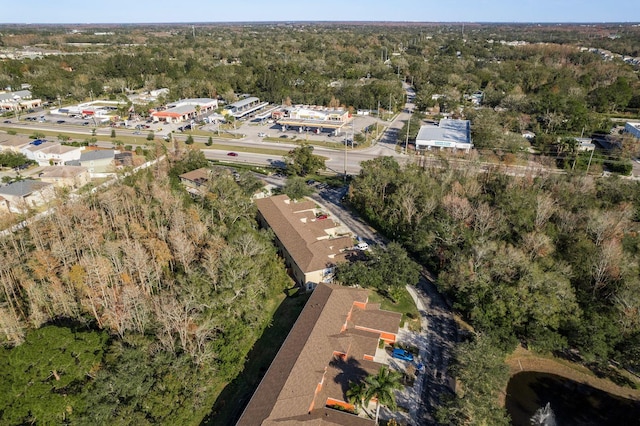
xmin=2 ymin=0 xmax=639 ymax=24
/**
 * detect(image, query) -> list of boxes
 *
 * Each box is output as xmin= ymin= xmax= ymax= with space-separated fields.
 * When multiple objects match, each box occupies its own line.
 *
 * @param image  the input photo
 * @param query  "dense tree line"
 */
xmin=0 ymin=149 xmax=291 ymax=424
xmin=0 ymin=24 xmax=407 ymax=112
xmin=348 ymin=156 xmax=640 ymax=423
xmin=3 ymin=24 xmax=638 ymax=166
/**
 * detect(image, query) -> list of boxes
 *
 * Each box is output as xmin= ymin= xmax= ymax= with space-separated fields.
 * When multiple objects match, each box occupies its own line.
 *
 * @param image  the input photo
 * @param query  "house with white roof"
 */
xmin=32 ymin=143 xmax=83 ymax=166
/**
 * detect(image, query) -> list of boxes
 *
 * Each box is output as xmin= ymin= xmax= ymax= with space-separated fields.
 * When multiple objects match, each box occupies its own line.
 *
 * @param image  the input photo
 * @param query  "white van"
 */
xmin=356 ymin=242 xmax=369 ymax=251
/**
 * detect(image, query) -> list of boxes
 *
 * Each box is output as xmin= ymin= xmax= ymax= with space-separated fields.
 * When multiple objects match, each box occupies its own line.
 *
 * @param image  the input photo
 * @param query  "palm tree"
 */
xmin=363 ymin=366 xmax=403 ymax=425
xmin=346 ymin=381 xmax=368 ymax=414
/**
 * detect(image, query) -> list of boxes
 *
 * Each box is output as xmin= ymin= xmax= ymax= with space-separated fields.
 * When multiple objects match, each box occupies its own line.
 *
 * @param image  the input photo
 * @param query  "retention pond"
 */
xmin=505 ymin=371 xmax=640 ymax=425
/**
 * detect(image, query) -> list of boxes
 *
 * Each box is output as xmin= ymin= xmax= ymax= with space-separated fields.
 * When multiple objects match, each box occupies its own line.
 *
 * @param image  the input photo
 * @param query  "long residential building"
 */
xmin=255 ymin=195 xmax=353 ymax=291
xmin=237 ymin=283 xmax=402 ymax=426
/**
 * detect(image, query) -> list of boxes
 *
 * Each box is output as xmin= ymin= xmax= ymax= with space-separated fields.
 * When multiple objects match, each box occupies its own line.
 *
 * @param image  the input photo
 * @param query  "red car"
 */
xmin=316 ymin=214 xmax=328 ymax=220
xmin=227 ymin=152 xmax=238 ymax=157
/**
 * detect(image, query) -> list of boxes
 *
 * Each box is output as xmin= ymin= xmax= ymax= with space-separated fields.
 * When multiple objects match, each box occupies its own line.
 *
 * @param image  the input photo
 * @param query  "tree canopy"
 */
xmin=336 ymin=242 xmax=420 ymax=300
xmin=0 ymin=151 xmax=291 ymax=423
xmin=283 ymin=144 xmax=326 ymax=177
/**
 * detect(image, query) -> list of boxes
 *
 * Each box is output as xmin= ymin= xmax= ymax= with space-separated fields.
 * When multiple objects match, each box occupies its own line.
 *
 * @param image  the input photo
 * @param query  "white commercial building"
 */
xmin=0 ymin=90 xmax=42 ymax=111
xmin=416 ymin=119 xmax=473 ymax=152
xmin=151 ymin=98 xmax=218 ymax=123
xmin=625 ymin=122 xmax=640 ymax=139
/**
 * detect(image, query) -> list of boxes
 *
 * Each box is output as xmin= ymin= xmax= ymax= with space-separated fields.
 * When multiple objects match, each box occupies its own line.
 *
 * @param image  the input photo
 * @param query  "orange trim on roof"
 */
xmin=353 ymin=301 xmax=366 ymax=310
xmin=152 ymin=111 xmax=183 ymax=118
xmin=326 ymin=398 xmax=355 ymax=412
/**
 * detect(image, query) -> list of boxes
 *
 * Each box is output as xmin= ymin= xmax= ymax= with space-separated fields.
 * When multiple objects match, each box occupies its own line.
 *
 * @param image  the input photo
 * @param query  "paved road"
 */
xmin=309 ymin=185 xmax=384 ymax=246
xmin=412 ymin=272 xmax=458 ymax=424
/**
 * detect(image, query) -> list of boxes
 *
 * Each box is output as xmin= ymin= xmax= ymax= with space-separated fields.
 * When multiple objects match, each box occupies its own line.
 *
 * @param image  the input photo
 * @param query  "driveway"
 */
xmin=374 ymin=278 xmax=457 ymax=425
xmin=310 ymin=185 xmax=385 ymax=247
xmin=307 ymin=184 xmax=458 ymax=424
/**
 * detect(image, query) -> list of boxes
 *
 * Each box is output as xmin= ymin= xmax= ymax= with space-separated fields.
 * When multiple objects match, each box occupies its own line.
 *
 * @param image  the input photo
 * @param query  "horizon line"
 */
xmin=1 ymin=20 xmax=640 ymax=26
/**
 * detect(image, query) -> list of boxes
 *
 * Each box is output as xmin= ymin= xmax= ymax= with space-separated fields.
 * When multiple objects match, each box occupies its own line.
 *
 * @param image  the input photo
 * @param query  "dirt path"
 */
xmin=502 ymin=346 xmax=640 ymax=405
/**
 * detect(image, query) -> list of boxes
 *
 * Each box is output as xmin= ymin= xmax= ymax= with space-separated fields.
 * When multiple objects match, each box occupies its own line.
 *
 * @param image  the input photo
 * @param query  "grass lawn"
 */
xmin=367 ymin=286 xmax=420 ymax=330
xmin=202 ymin=291 xmax=310 ymax=425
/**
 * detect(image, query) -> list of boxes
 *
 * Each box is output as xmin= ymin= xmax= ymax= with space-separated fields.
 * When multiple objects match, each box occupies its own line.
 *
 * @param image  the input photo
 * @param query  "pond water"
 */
xmin=505 ymin=371 xmax=640 ymax=426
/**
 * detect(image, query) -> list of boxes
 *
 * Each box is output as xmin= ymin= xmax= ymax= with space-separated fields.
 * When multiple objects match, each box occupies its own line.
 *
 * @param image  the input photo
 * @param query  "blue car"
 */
xmin=392 ymin=348 xmax=414 ymax=362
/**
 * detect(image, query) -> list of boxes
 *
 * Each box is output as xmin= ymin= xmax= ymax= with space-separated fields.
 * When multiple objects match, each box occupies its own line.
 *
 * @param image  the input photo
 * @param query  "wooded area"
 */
xmin=0 ymin=149 xmax=291 ymax=424
xmin=348 ymin=157 xmax=640 ymax=423
xmin=1 ymin=21 xmax=640 ymax=424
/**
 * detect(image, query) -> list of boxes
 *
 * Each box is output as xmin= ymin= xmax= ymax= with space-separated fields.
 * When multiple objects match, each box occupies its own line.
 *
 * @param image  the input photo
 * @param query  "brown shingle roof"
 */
xmin=350 ymin=306 xmax=402 ymax=336
xmin=39 ymin=165 xmax=87 ymax=178
xmin=179 ymin=167 xmax=211 ymax=184
xmin=0 ymin=135 xmax=31 ymax=150
xmin=22 ymin=141 xmax=57 ymax=153
xmin=237 ymin=284 xmax=400 ymax=426
xmin=255 ymin=195 xmax=352 ymax=274
xmin=271 ymin=408 xmax=375 ymax=425
xmin=38 ymin=144 xmax=80 ymax=155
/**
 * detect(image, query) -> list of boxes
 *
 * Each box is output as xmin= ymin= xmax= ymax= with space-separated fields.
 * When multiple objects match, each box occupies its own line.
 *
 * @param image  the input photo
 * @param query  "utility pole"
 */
xmin=405 ymin=113 xmax=411 ymax=154
xmin=344 ymin=130 xmax=348 ymax=182
xmin=377 ymin=100 xmax=381 ymax=140
xmin=586 ymin=146 xmax=595 ymax=174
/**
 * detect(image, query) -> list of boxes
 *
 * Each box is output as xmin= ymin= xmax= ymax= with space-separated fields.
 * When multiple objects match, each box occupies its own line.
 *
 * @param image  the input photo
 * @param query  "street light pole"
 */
xmin=344 ymin=133 xmax=347 ymax=182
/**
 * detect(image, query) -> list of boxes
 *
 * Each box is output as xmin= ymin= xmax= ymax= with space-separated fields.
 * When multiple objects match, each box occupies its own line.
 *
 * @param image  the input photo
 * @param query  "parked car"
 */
xmin=316 ymin=214 xmax=328 ymax=220
xmin=227 ymin=152 xmax=238 ymax=157
xmin=56 ymin=120 xmax=65 ymax=124
xmin=356 ymin=242 xmax=369 ymax=251
xmin=392 ymin=348 xmax=414 ymax=362
xmin=258 ymin=132 xmax=266 ymax=137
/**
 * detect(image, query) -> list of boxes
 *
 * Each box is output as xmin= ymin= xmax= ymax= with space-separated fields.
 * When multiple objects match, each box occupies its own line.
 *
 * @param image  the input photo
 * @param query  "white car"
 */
xmin=258 ymin=132 xmax=266 ymax=137
xmin=356 ymin=242 xmax=369 ymax=251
